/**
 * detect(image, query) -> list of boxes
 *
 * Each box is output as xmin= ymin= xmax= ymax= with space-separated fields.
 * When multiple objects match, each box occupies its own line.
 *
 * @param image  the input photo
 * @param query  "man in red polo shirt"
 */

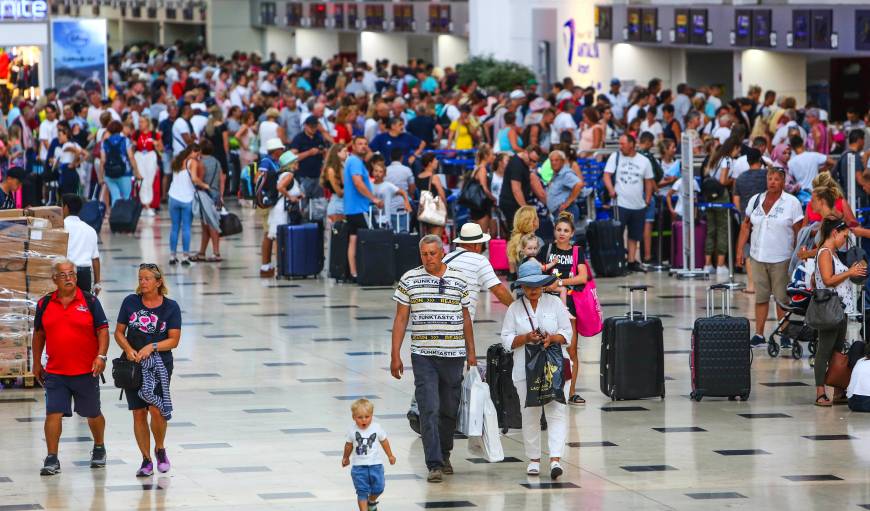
xmin=32 ymin=259 xmax=110 ymax=476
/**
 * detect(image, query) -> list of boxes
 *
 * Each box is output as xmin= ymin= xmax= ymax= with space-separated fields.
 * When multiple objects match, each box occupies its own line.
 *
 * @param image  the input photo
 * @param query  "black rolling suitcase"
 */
xmin=690 ymin=284 xmax=752 ymax=401
xmin=393 ymin=213 xmax=420 ymax=278
xmin=586 ymin=208 xmax=626 ymax=277
xmin=329 ymin=220 xmax=350 ymax=281
xmin=356 ymin=227 xmax=396 ymax=286
xmin=486 ymin=343 xmax=522 ymax=433
xmin=109 ymin=183 xmax=142 ymax=234
xmin=600 ymin=285 xmax=665 ymax=400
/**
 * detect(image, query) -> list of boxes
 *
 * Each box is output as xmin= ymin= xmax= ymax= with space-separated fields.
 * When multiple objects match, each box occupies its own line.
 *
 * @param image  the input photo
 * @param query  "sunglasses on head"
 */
xmin=139 ymin=263 xmax=162 ymax=276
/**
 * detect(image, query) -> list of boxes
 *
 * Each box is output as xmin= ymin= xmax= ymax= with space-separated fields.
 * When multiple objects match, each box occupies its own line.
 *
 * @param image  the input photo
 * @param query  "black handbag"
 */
xmin=459 ymin=170 xmax=490 ymax=211
xmin=111 ymin=357 xmax=142 ymax=391
xmin=806 ymin=288 xmax=845 ymax=330
xmin=219 ymin=212 xmax=243 ymax=237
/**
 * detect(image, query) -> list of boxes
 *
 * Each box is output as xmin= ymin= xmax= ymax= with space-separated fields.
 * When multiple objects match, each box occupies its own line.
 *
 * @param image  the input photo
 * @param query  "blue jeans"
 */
xmin=169 ymin=197 xmax=193 ymax=255
xmin=351 ymin=464 xmax=385 ymax=501
xmin=411 ymin=353 xmax=464 ymax=470
xmin=105 ymin=175 xmax=132 ymax=206
xmin=849 ymin=395 xmax=870 ymax=412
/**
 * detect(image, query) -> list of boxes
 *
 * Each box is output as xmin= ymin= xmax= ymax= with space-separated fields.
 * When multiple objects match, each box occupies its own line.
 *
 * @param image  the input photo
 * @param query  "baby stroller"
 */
xmin=767 ymin=265 xmax=818 ymax=364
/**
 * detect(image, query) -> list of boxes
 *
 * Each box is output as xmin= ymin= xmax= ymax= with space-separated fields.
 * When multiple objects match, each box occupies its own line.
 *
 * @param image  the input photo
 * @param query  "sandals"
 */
xmin=189 ymin=254 xmax=207 ymax=262
xmin=206 ymin=255 xmax=223 ymax=263
xmin=815 ymin=394 xmax=832 ymax=407
xmin=832 ymin=393 xmax=849 ymax=405
xmin=568 ymin=395 xmax=586 ymax=405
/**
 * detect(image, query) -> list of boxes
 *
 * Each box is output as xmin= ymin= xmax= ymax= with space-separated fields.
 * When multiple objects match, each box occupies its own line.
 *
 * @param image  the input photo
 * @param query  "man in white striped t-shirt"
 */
xmin=390 ymin=235 xmax=476 ymax=483
xmin=444 ymin=223 xmax=513 ymax=320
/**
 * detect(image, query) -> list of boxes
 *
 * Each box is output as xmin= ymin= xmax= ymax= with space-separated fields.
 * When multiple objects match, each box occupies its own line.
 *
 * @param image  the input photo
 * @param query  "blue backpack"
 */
xmin=103 ymin=137 xmax=127 ymax=178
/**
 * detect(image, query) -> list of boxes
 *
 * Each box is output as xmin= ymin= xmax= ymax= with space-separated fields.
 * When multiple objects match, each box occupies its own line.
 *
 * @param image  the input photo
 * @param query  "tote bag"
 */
xmin=418 ymin=180 xmax=447 ymax=226
xmin=570 ymin=246 xmax=603 ymax=336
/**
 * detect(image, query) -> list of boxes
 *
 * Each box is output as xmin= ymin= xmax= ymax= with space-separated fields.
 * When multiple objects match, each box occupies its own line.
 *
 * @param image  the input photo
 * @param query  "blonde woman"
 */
xmin=506 ymin=205 xmax=540 ymax=279
xmin=114 ymin=263 xmax=182 ymax=477
xmin=321 ymin=143 xmax=348 ymax=223
xmin=134 ymin=117 xmax=163 ymax=217
xmin=467 ymin=144 xmax=497 ymax=233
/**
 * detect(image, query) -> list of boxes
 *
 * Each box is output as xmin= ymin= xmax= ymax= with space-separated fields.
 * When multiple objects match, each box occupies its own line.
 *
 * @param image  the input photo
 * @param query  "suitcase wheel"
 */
xmin=767 ymin=340 xmax=780 ymax=358
xmin=739 ymin=394 xmax=750 ymax=401
xmin=690 ymin=391 xmax=703 ymax=402
xmin=728 ymin=396 xmax=736 ymax=401
xmin=809 ymin=356 xmax=815 ymax=367
xmin=791 ymin=342 xmax=803 ymax=360
xmin=808 ymin=341 xmax=816 ymax=355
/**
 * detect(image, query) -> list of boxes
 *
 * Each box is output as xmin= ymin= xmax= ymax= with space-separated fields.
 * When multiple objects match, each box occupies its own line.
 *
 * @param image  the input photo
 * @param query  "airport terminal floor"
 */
xmin=2 ymin=205 xmax=870 ymax=511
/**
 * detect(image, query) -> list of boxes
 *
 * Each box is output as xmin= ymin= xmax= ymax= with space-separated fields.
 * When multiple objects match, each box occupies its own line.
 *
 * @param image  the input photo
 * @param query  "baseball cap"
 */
xmin=509 ymin=90 xmax=526 ymax=101
xmin=610 ymin=78 xmax=621 ymax=86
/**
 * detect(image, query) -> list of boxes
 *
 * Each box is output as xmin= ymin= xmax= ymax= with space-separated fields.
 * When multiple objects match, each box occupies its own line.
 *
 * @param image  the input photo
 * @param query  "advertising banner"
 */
xmin=51 ymin=18 xmax=107 ymax=99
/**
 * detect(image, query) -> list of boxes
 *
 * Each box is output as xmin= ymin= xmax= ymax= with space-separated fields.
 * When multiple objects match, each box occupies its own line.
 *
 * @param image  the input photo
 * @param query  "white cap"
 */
xmin=509 ymin=90 xmax=526 ymax=101
xmin=264 ymin=138 xmax=285 ymax=152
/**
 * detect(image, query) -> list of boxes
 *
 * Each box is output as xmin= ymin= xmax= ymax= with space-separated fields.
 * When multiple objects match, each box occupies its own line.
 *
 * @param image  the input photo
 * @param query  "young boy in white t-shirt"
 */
xmin=370 ymin=159 xmax=411 ymax=230
xmin=342 ymin=399 xmax=396 ymax=511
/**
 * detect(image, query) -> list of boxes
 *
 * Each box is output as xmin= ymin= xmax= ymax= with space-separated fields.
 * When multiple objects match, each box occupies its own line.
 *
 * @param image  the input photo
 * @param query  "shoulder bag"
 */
xmin=570 ymin=245 xmax=603 ymax=337
xmin=459 ymin=167 xmax=490 ymax=211
xmin=418 ymin=178 xmax=447 ymax=226
xmin=805 ymin=249 xmax=845 ymax=330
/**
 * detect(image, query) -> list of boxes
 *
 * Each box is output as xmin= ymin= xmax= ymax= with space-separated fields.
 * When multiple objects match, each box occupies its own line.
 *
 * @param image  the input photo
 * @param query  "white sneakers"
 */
xmin=527 ymin=461 xmax=563 ymax=480
xmin=704 ymin=265 xmax=714 ymax=274
xmin=716 ymin=266 xmax=730 ymax=278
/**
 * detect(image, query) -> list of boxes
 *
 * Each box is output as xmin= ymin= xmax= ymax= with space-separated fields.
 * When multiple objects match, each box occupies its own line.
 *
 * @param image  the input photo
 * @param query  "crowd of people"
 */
xmin=3 ymin=42 xmax=870 ymax=507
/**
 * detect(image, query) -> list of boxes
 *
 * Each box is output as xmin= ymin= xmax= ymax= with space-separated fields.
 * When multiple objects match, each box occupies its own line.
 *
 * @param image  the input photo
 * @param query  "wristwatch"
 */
xmin=152 ymin=342 xmax=158 ymax=352
xmin=97 ymin=355 xmax=107 ymax=361
xmin=558 ymin=279 xmax=563 ymax=287
xmin=93 ymin=283 xmax=102 ymax=290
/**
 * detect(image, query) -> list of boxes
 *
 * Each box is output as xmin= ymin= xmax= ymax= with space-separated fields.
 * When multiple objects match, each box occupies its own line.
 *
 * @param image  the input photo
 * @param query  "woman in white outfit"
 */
xmin=133 ymin=117 xmax=163 ymax=217
xmin=500 ymin=260 xmax=572 ymax=480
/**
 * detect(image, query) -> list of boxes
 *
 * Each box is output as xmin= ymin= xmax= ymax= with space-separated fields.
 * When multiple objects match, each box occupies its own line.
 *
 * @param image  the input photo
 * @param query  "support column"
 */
xmin=208 ymin=0 xmax=263 ymax=56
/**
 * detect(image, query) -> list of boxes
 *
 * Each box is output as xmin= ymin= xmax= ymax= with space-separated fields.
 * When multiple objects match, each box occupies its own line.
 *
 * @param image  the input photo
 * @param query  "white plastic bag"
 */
xmin=467 ymin=397 xmax=504 ymax=462
xmin=457 ymin=368 xmax=483 ymax=435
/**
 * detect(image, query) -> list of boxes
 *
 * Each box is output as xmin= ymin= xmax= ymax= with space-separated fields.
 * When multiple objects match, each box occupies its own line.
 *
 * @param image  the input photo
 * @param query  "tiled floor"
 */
xmin=2 ymin=206 xmax=870 ymax=510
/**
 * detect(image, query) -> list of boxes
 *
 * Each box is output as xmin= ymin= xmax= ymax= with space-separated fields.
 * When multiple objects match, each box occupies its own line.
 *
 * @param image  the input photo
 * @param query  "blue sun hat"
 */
xmin=512 ymin=260 xmax=557 ymax=290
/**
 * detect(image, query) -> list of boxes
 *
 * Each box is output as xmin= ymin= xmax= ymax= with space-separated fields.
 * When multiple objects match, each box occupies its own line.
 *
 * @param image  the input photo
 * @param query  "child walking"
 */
xmin=342 ymin=399 xmax=396 ymax=511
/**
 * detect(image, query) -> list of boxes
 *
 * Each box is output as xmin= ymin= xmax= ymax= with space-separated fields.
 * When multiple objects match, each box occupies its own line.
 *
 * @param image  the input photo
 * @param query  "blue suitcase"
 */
xmin=276 ymin=223 xmax=323 ymax=278
xmin=80 ymin=184 xmax=106 ymax=234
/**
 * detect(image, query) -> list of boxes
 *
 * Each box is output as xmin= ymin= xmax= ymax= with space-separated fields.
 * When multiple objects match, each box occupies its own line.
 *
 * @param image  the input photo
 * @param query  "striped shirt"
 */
xmin=443 ymin=248 xmax=501 ymax=320
xmin=393 ymin=266 xmax=471 ymax=358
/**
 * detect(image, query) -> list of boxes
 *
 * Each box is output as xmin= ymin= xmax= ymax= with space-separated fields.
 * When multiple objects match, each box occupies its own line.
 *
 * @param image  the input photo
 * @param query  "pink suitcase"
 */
xmin=671 ymin=220 xmax=706 ymax=270
xmin=489 ymin=239 xmax=508 ymax=271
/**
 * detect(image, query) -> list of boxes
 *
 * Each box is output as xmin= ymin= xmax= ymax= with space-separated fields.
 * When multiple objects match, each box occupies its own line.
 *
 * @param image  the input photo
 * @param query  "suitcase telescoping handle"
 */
xmin=706 ymin=283 xmax=731 ymax=317
xmin=620 ymin=284 xmax=651 ymax=320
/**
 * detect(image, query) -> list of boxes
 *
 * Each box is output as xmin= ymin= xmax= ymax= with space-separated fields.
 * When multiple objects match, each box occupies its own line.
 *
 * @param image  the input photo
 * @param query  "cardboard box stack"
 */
xmin=0 ymin=210 xmax=68 ymax=378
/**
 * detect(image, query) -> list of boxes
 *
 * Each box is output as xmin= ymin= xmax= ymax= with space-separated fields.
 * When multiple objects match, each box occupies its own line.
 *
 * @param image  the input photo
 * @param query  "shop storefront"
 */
xmin=0 ymin=1 xmax=50 ymax=103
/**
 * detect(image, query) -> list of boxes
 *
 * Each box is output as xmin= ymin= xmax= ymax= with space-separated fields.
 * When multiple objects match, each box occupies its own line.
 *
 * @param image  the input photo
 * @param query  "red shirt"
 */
xmin=35 ymin=289 xmax=109 ymax=376
xmin=136 ymin=130 xmax=160 ymax=152
xmin=805 ymin=197 xmax=846 ymax=224
xmin=335 ymin=123 xmax=351 ymax=144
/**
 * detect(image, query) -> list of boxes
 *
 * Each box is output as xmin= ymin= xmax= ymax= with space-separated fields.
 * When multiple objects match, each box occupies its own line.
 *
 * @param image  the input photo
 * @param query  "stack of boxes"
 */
xmin=0 ymin=207 xmax=68 ymax=379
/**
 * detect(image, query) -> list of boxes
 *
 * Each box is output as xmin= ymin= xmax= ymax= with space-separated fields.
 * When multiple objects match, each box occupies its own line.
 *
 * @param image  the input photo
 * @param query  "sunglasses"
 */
xmin=139 ymin=263 xmax=162 ymax=276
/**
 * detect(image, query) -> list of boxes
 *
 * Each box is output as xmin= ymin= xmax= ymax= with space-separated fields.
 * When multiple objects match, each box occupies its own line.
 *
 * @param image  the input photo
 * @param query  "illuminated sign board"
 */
xmin=0 ymin=0 xmax=47 ymax=20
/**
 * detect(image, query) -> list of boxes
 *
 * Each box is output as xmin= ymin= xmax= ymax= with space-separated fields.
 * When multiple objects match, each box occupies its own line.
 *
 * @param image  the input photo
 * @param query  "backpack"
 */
xmin=255 ymin=168 xmax=280 ymax=209
xmin=701 ymin=176 xmax=727 ymax=202
xmin=640 ymin=149 xmax=664 ymax=184
xmin=103 ymin=137 xmax=127 ymax=178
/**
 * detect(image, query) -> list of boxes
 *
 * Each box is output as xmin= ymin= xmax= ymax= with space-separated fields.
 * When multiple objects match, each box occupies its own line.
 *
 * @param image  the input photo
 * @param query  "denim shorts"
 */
xmin=44 ymin=373 xmax=102 ymax=418
xmin=351 ymin=464 xmax=385 ymax=500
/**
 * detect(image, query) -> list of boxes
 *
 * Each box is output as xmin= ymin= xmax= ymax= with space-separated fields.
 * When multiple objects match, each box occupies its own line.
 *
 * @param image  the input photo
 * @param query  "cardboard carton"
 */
xmin=26 ymin=206 xmax=64 ymax=229
xmin=0 ymin=271 xmax=26 ymax=293
xmin=0 ymin=359 xmax=26 ymax=376
xmin=24 ymin=257 xmax=55 ymax=279
xmin=0 ymin=209 xmax=26 ymax=219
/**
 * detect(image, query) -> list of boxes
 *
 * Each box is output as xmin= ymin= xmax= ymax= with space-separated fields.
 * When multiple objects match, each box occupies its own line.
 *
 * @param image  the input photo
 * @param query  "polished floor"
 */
xmin=2 ymin=203 xmax=870 ymax=511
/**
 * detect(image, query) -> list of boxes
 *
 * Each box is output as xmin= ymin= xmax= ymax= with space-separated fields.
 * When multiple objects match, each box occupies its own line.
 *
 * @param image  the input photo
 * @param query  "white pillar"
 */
xmin=435 ymin=35 xmax=469 ymax=69
xmin=740 ymin=49 xmax=807 ymax=105
xmin=294 ymin=29 xmax=340 ymax=61
xmin=360 ymin=32 xmax=408 ymax=67
xmin=612 ymin=44 xmax=686 ymax=92
xmin=208 ymin=0 xmax=263 ymax=56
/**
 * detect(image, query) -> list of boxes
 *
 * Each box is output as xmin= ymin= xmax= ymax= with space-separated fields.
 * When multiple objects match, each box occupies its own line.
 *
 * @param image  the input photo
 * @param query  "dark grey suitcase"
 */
xmin=356 ymin=228 xmax=396 ymax=286
xmin=690 ymin=284 xmax=752 ymax=401
xmin=600 ymin=285 xmax=665 ymax=400
xmin=587 ymin=209 xmax=627 ymax=277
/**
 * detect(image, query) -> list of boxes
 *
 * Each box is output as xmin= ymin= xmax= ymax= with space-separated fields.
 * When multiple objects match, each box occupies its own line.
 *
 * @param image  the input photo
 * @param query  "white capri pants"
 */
xmin=513 ymin=377 xmax=567 ymax=460
xmin=134 ymin=150 xmax=158 ymax=207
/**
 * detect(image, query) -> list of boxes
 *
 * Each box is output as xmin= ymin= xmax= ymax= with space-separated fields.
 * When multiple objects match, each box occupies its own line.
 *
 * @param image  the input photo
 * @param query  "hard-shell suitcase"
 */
xmin=671 ymin=220 xmax=707 ymax=270
xmin=488 ymin=212 xmax=509 ymax=271
xmin=276 ymin=222 xmax=323 ymax=278
xmin=79 ymin=184 xmax=106 ymax=234
xmin=486 ymin=343 xmax=522 ymax=433
xmin=690 ymin=284 xmax=752 ymax=401
xmin=587 ymin=208 xmax=627 ymax=277
xmin=600 ymin=285 xmax=665 ymax=400
xmin=109 ymin=183 xmax=142 ymax=234
xmin=329 ymin=220 xmax=350 ymax=281
xmin=395 ymin=231 xmax=421 ymax=278
xmin=356 ymin=228 xmax=396 ymax=286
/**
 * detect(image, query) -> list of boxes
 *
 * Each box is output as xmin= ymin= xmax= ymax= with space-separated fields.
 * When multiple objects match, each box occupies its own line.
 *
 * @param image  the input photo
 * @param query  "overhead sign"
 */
xmin=0 ymin=0 xmax=48 ymax=20
xmin=51 ymin=19 xmax=108 ymax=100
